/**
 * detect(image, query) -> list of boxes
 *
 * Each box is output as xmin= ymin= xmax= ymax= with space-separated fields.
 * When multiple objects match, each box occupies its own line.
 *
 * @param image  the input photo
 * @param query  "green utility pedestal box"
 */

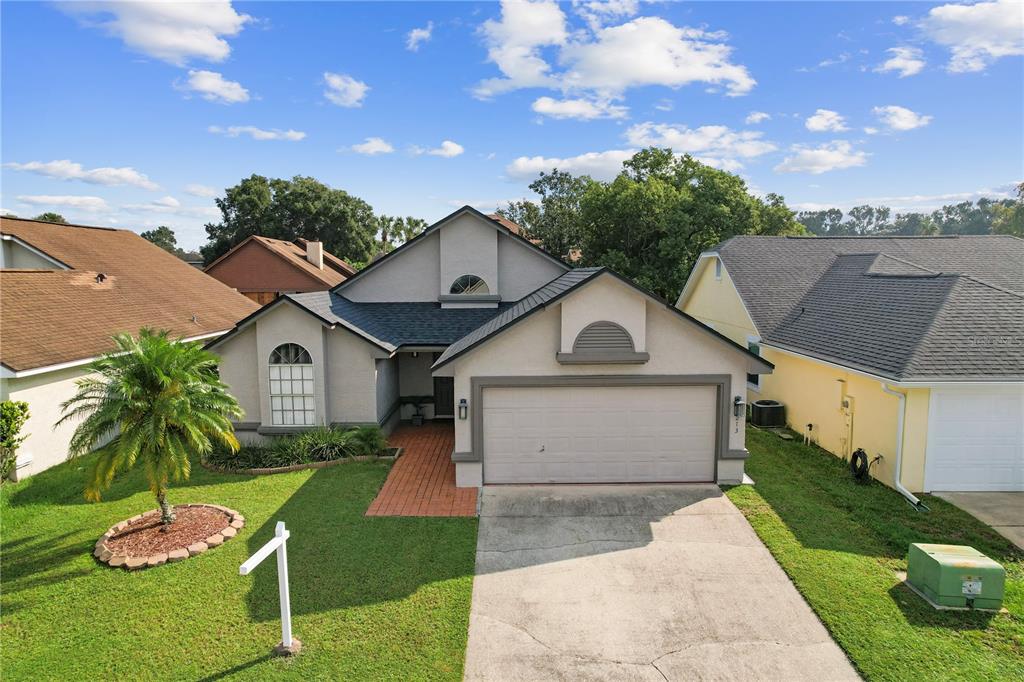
xmin=906 ymin=543 xmax=1005 ymax=610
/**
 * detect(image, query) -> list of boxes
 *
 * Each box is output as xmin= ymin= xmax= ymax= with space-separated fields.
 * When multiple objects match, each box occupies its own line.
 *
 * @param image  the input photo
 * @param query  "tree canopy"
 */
xmin=32 ymin=212 xmax=67 ymax=224
xmin=140 ymin=225 xmax=179 ymax=252
xmin=201 ymin=175 xmax=380 ymax=265
xmin=499 ymin=148 xmax=805 ymax=299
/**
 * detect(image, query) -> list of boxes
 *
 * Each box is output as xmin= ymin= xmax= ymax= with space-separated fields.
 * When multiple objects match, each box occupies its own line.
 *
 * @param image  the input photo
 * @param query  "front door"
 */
xmin=433 ymin=377 xmax=455 ymax=418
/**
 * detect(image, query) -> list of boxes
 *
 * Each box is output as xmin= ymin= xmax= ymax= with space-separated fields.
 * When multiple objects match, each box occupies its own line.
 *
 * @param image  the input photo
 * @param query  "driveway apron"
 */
xmin=465 ymin=485 xmax=859 ymax=681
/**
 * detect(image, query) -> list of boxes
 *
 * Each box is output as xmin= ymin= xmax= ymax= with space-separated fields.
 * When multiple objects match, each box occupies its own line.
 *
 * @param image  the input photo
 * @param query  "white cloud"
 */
xmin=572 ymin=0 xmax=639 ymax=30
xmin=323 ymin=72 xmax=369 ymax=107
xmin=184 ymin=183 xmax=217 ymax=198
xmin=875 ymin=47 xmax=926 ymax=77
xmin=447 ymin=197 xmax=526 ymax=211
xmin=561 ymin=17 xmax=755 ymax=97
xmin=531 ymin=96 xmax=628 ymax=120
xmin=178 ymin=69 xmax=249 ymax=104
xmin=122 ymin=196 xmax=219 ymax=218
xmin=208 ymin=125 xmax=306 ymax=141
xmin=920 ymin=0 xmax=1024 ymax=72
xmin=864 ymin=126 xmax=880 ymax=135
xmin=62 ymin=1 xmax=250 ymax=66
xmin=474 ymin=3 xmax=753 ymax=100
xmin=507 ymin=149 xmax=634 ymax=181
xmin=892 ymin=16 xmax=910 ymax=26
xmin=774 ymin=141 xmax=868 ymax=174
xmin=5 ymin=159 xmax=158 ymax=190
xmin=792 ymin=184 xmax=1018 ymax=213
xmin=872 ymin=105 xmax=933 ymax=131
xmin=654 ymin=98 xmax=674 ymax=112
xmin=16 ymin=195 xmax=109 ymax=212
xmin=745 ymin=111 xmax=770 ymax=124
xmin=474 ymin=0 xmax=568 ymax=98
xmin=624 ymin=122 xmax=776 ymax=171
xmin=406 ymin=21 xmax=433 ymax=51
xmin=805 ymin=109 xmax=848 ymax=132
xmin=351 ymin=137 xmax=395 ymax=155
xmin=413 ymin=140 xmax=465 ymax=158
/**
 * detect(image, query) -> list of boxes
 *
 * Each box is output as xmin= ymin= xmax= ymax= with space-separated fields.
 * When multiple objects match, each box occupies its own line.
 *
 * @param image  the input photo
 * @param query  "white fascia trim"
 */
xmin=1 ymin=234 xmax=71 ymax=270
xmin=675 ymin=252 xmax=761 ymax=337
xmin=0 ymin=330 xmax=228 ymax=379
xmin=761 ymin=342 xmax=1023 ymax=388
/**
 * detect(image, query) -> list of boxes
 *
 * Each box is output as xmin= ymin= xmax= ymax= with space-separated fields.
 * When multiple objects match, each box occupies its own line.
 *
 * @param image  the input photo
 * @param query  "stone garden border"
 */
xmin=94 ymin=504 xmax=244 ymax=571
xmin=201 ymin=447 xmax=402 ymax=476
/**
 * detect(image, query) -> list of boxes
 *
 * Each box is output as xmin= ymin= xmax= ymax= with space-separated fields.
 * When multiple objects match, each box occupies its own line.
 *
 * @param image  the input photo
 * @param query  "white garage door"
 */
xmin=925 ymin=386 xmax=1024 ymax=492
xmin=482 ymin=385 xmax=717 ymax=484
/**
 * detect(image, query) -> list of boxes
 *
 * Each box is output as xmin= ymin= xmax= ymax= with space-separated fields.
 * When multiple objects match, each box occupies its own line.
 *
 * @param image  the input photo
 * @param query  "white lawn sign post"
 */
xmin=240 ymin=521 xmax=301 ymax=655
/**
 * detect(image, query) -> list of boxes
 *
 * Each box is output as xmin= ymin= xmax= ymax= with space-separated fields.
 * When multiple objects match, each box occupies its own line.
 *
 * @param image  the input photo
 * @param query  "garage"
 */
xmin=925 ymin=386 xmax=1024 ymax=492
xmin=482 ymin=384 xmax=718 ymax=484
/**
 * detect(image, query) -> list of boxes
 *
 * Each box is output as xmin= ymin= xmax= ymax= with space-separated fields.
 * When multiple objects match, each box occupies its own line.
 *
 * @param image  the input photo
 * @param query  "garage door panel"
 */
xmin=926 ymin=388 xmax=1024 ymax=492
xmin=482 ymin=385 xmax=717 ymax=484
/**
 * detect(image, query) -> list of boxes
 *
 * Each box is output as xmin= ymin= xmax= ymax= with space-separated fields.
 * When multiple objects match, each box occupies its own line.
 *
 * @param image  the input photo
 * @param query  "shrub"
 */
xmin=204 ymin=425 xmax=388 ymax=470
xmin=0 ymin=400 xmax=30 ymax=481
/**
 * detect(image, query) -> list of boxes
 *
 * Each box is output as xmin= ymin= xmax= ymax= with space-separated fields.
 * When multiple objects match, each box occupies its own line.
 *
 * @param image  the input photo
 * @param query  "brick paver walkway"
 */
xmin=366 ymin=421 xmax=478 ymax=517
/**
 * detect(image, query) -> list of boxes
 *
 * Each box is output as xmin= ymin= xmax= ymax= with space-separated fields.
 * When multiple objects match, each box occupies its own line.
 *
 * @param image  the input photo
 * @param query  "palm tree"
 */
xmin=59 ymin=329 xmax=243 ymax=527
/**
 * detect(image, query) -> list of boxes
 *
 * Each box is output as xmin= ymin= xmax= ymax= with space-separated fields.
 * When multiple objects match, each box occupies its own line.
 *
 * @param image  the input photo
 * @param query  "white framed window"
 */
xmin=269 ymin=343 xmax=315 ymax=426
xmin=746 ymin=336 xmax=761 ymax=390
xmin=449 ymin=274 xmax=489 ymax=294
xmin=714 ymin=258 xmax=723 ymax=280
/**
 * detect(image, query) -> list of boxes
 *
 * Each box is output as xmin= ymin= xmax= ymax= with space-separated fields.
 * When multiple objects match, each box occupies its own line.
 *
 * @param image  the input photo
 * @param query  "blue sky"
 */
xmin=2 ymin=1 xmax=1022 ymax=249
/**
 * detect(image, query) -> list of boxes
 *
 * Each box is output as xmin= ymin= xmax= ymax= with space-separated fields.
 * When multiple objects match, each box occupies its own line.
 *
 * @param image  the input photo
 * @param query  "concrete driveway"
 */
xmin=934 ymin=492 xmax=1024 ymax=550
xmin=465 ymin=485 xmax=858 ymax=681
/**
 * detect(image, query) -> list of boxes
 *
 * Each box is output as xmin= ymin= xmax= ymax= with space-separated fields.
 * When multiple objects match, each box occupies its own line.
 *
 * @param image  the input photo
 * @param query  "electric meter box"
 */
xmin=907 ymin=543 xmax=1005 ymax=610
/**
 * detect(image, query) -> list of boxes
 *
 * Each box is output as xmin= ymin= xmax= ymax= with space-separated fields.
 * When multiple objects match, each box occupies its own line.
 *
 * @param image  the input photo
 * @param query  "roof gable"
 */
xmin=332 ymin=205 xmax=568 ymax=294
xmin=204 ymin=235 xmax=352 ymax=287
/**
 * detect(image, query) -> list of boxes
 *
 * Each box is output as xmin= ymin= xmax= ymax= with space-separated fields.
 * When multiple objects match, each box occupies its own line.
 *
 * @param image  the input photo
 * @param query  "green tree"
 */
xmin=796 ymin=208 xmax=844 ymax=235
xmin=58 ymin=330 xmax=242 ymax=526
xmin=33 ymin=212 xmax=67 ymax=224
xmin=377 ymin=215 xmax=428 ymax=253
xmin=577 ymin=148 xmax=805 ymax=299
xmin=992 ymin=183 xmax=1024 ymax=237
xmin=499 ymin=170 xmax=594 ymax=261
xmin=0 ymin=400 xmax=30 ymax=481
xmin=846 ymin=205 xmax=892 ymax=234
xmin=140 ymin=225 xmax=179 ymax=253
xmin=201 ymin=174 xmax=379 ymax=265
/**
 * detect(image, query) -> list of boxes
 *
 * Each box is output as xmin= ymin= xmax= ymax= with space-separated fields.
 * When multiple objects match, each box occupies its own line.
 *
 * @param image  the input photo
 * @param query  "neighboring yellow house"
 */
xmin=677 ymin=235 xmax=1024 ymax=501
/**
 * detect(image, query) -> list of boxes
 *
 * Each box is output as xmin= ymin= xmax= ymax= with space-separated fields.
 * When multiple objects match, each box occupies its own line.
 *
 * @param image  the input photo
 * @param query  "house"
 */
xmin=208 ymin=206 xmax=771 ymax=487
xmin=677 ymin=235 xmax=1024 ymax=497
xmin=204 ymin=235 xmax=356 ymax=304
xmin=0 ymin=216 xmax=259 ymax=479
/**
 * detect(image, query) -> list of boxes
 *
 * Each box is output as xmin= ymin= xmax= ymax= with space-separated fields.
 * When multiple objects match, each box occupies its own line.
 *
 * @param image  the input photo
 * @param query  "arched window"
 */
xmin=449 ymin=274 xmax=489 ymax=295
xmin=269 ymin=343 xmax=314 ymax=426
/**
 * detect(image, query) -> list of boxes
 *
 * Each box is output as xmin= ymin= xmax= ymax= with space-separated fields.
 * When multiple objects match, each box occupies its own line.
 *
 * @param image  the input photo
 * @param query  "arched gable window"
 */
xmin=573 ymin=321 xmax=636 ymax=353
xmin=269 ymin=343 xmax=314 ymax=426
xmin=449 ymin=274 xmax=490 ymax=295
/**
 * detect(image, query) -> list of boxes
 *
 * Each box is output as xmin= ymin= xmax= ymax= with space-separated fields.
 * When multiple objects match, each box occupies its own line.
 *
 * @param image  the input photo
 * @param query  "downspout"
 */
xmin=880 ymin=384 xmax=927 ymax=510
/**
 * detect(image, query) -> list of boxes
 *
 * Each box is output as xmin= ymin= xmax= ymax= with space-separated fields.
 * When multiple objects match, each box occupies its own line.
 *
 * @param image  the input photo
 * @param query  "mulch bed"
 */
xmin=105 ymin=506 xmax=230 ymax=556
xmin=94 ymin=504 xmax=245 ymax=571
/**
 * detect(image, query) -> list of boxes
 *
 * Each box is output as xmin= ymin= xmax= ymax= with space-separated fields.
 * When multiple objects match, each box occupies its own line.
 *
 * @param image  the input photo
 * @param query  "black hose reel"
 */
xmin=850 ymin=448 xmax=871 ymax=482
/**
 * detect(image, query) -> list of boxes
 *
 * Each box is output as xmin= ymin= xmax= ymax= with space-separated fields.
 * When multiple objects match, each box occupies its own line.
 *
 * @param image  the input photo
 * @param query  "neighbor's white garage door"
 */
xmin=482 ymin=385 xmax=717 ymax=484
xmin=925 ymin=386 xmax=1024 ymax=492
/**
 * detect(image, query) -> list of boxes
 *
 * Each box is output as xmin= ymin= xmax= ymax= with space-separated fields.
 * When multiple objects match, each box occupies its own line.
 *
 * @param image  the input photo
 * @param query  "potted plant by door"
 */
xmin=401 ymin=396 xmax=434 ymax=426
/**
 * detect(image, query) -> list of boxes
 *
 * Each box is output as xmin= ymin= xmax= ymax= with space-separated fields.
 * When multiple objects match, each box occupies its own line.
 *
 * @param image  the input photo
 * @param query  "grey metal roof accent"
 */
xmin=761 ymin=252 xmax=1024 ymax=381
xmin=286 ymin=291 xmax=511 ymax=349
xmin=433 ymin=268 xmax=604 ymax=368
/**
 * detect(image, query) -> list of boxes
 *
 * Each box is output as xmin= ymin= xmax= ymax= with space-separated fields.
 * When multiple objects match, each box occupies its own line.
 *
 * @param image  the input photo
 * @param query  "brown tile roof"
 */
xmin=487 ymin=213 xmax=526 ymax=235
xmin=205 ymin=235 xmax=355 ymax=288
xmin=1 ymin=217 xmax=259 ymax=372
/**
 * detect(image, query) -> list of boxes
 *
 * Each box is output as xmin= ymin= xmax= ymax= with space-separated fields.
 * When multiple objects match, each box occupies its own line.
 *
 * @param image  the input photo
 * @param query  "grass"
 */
xmin=1 ymin=451 xmax=477 ymax=680
xmin=726 ymin=427 xmax=1024 ymax=681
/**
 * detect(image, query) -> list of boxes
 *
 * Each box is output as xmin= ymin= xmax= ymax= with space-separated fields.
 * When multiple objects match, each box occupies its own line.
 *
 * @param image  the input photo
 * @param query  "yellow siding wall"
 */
xmin=682 ymin=258 xmax=757 ymax=347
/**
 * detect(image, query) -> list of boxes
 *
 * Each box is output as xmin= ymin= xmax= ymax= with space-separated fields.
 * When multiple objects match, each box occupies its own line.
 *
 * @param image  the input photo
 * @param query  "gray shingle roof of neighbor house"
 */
xmin=712 ymin=235 xmax=1024 ymax=381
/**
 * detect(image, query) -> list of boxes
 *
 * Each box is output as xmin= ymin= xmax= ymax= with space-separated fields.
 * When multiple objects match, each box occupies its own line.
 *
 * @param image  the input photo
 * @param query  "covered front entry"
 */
xmin=481 ymin=384 xmax=718 ymax=484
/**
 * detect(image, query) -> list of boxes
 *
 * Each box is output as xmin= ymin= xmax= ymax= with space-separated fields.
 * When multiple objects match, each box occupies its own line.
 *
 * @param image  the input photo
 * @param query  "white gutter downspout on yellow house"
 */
xmin=880 ymin=383 xmax=926 ymax=509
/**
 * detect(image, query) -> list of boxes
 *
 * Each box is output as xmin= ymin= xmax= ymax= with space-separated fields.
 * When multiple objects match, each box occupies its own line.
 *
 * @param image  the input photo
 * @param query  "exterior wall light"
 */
xmin=733 ymin=395 xmax=746 ymax=418
xmin=458 ymin=398 xmax=468 ymax=420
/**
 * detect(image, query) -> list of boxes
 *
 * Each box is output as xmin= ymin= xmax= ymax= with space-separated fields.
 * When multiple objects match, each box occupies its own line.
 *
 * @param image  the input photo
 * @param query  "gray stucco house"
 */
xmin=208 ymin=206 xmax=771 ymax=488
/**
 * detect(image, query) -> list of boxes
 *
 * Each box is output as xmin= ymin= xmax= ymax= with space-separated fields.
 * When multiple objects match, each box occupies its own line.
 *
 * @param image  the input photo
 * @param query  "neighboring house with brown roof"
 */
xmin=204 ymin=235 xmax=356 ymax=304
xmin=0 ymin=216 xmax=258 ymax=479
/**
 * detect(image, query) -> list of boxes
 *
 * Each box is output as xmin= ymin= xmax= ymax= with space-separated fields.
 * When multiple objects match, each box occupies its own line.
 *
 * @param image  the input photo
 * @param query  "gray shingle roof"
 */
xmin=715 ymin=236 xmax=1024 ymax=381
xmin=433 ymin=268 xmax=604 ymax=368
xmin=286 ymin=292 xmax=511 ymax=350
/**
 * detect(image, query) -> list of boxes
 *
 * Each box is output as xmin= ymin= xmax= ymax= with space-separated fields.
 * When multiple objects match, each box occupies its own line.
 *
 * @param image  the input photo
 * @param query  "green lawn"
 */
xmin=726 ymin=427 xmax=1024 ymax=681
xmin=1 ymin=454 xmax=477 ymax=680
